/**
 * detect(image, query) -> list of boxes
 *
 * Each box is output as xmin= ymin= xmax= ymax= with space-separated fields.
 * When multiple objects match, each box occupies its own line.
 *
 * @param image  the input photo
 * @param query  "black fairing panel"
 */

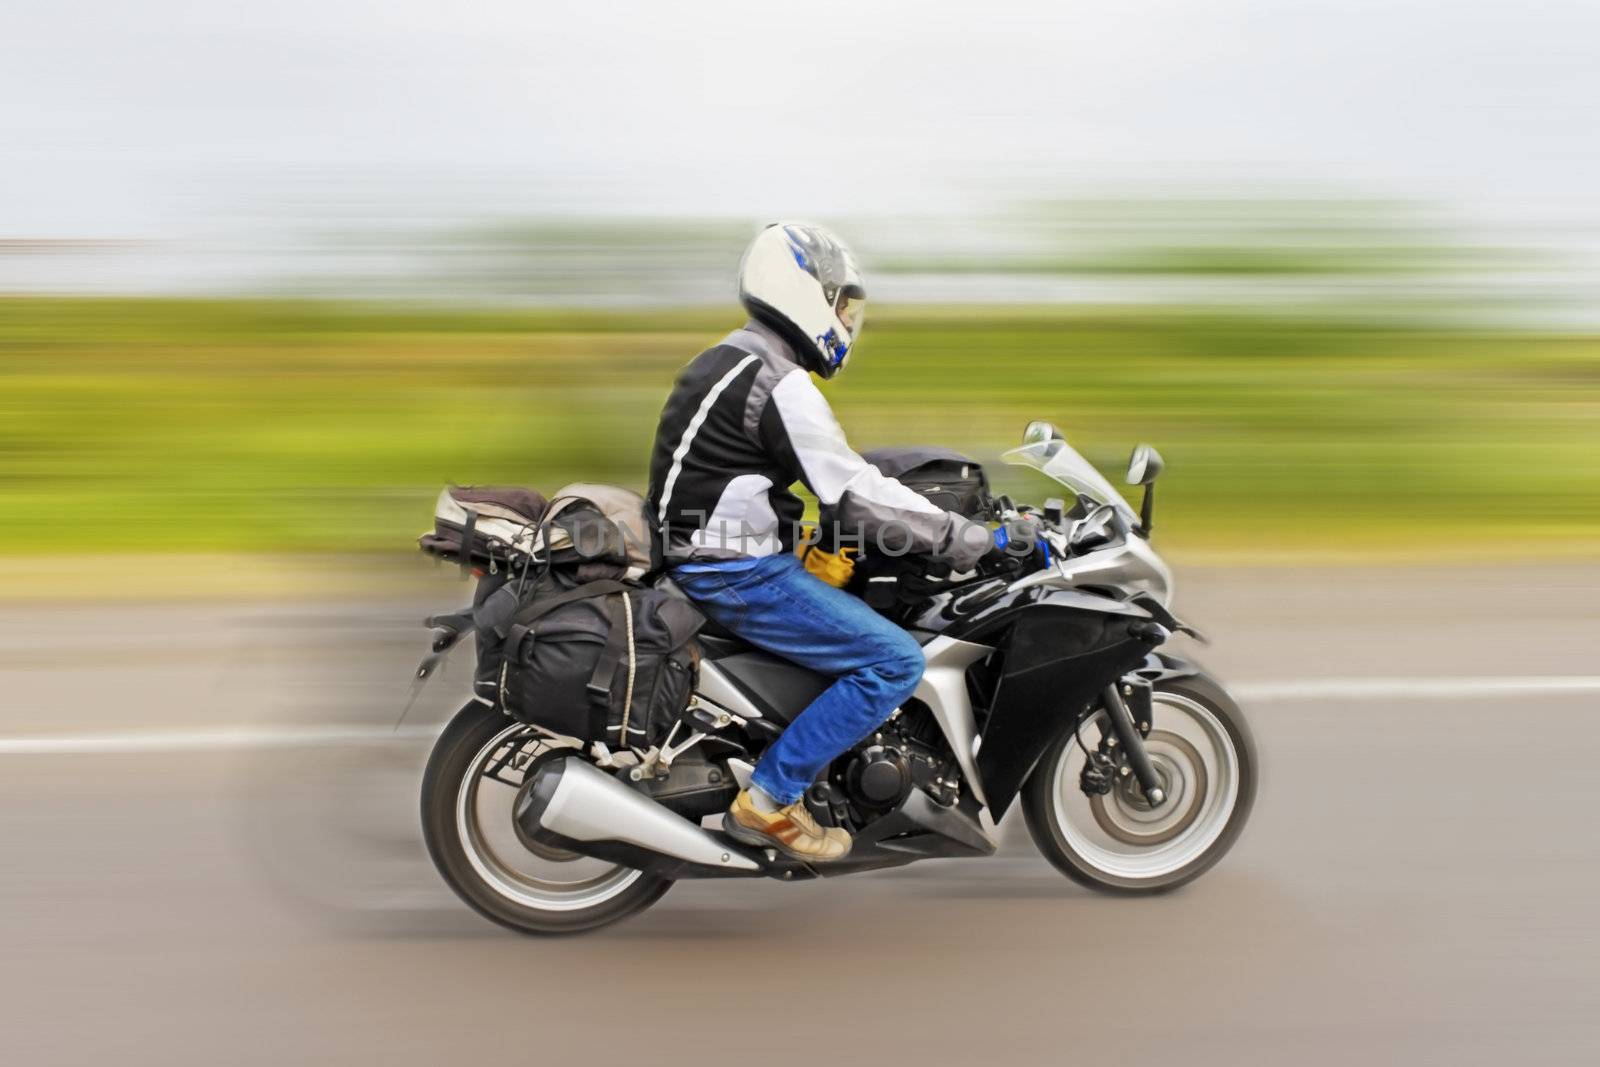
xmin=973 ymin=606 xmax=1153 ymax=818
xmin=713 ymin=650 xmax=832 ymax=724
xmin=903 ymin=575 xmax=1149 ymax=637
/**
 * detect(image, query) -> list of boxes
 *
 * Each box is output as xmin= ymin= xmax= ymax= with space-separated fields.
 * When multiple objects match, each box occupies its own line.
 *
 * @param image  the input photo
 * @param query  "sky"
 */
xmin=4 ymin=0 xmax=1599 ymax=284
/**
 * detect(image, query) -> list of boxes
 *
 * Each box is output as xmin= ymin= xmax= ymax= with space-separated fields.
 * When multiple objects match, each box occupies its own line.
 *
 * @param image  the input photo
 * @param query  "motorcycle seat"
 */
xmin=652 ymin=573 xmax=748 ymax=648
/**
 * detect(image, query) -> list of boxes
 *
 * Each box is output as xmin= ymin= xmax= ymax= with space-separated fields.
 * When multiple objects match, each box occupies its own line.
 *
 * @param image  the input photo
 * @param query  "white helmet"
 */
xmin=738 ymin=222 xmax=867 ymax=379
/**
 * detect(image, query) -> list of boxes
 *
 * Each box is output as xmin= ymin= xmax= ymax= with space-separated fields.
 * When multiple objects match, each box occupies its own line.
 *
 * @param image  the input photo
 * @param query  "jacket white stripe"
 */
xmin=654 ymin=354 xmax=760 ymax=528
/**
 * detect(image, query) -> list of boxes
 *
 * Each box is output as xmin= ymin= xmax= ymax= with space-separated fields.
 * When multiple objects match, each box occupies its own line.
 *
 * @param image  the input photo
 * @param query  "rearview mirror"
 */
xmin=1023 ymin=420 xmax=1065 ymax=447
xmin=1126 ymin=444 xmax=1164 ymax=486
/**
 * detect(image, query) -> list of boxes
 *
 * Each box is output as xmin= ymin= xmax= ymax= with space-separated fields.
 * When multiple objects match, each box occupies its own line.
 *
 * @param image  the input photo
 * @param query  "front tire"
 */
xmin=421 ymin=704 xmax=671 ymax=934
xmin=1021 ymin=673 xmax=1257 ymax=894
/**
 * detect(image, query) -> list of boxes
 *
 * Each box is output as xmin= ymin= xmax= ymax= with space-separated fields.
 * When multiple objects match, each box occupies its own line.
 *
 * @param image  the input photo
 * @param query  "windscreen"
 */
xmin=1001 ymin=437 xmax=1139 ymax=522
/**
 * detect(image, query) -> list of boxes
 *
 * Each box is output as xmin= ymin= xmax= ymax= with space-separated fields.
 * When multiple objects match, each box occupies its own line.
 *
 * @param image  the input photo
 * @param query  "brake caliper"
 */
xmin=1079 ymin=749 xmax=1117 ymax=797
xmin=1079 ymin=679 xmax=1156 ymax=797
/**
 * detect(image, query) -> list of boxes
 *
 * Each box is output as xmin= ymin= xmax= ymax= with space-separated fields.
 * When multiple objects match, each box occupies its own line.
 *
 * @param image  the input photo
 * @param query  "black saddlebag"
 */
xmin=499 ymin=580 xmax=703 ymax=748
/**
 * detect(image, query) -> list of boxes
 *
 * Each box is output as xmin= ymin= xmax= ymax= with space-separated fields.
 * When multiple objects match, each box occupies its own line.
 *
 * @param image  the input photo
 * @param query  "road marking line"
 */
xmin=1233 ymin=676 xmax=1600 ymax=701
xmin=0 ymin=726 xmax=440 ymax=755
xmin=1 ymin=676 xmax=1597 ymax=755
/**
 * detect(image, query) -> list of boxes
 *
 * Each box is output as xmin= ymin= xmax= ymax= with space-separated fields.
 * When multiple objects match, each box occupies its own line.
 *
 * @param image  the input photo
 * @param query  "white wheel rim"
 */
xmin=1049 ymin=693 xmax=1240 ymax=882
xmin=455 ymin=725 xmax=642 ymax=911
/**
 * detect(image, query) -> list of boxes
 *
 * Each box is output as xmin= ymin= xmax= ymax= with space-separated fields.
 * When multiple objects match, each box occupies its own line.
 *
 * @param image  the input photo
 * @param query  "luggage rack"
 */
xmin=480 ymin=726 xmax=556 ymax=789
xmin=478 ymin=724 xmax=645 ymax=789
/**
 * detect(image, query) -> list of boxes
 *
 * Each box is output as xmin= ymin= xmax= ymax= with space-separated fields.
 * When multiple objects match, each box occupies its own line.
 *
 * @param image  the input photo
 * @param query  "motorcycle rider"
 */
xmin=647 ymin=222 xmax=993 ymax=862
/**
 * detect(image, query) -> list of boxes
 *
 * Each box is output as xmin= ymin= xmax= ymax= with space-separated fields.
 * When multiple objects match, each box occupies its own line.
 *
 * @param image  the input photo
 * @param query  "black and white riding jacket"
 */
xmin=646 ymin=320 xmax=989 ymax=569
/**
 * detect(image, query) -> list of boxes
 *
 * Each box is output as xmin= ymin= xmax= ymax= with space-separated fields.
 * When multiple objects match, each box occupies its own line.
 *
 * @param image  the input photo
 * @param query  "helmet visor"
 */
xmin=836 ymin=290 xmax=867 ymax=336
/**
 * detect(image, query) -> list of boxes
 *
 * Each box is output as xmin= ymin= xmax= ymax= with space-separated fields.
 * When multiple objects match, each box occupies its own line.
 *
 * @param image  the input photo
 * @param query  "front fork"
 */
xmin=1081 ymin=680 xmax=1167 ymax=808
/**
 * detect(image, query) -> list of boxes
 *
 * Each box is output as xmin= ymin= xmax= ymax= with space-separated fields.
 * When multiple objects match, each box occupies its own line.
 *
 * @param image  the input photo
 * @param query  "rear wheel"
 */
xmin=421 ymin=704 xmax=671 ymax=934
xmin=1021 ymin=673 xmax=1256 ymax=893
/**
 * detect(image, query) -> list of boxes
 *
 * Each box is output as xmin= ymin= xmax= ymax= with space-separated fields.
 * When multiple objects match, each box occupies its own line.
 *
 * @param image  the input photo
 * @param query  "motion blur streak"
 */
xmin=4 ymin=296 xmax=1597 ymax=565
xmin=0 ymin=727 xmax=440 ymax=755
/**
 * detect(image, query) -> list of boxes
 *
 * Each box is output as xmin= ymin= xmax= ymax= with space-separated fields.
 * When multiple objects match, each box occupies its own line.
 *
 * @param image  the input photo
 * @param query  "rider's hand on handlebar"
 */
xmin=977 ymin=537 xmax=1028 ymax=578
xmin=977 ymin=517 xmax=1050 ymax=579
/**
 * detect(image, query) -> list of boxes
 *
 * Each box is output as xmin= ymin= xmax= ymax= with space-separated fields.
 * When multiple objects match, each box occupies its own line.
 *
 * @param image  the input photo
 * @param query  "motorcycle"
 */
xmin=420 ymin=420 xmax=1257 ymax=934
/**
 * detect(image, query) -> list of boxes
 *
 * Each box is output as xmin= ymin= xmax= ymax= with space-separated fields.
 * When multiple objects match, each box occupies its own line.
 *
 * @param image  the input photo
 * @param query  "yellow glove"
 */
xmin=799 ymin=544 xmax=858 ymax=588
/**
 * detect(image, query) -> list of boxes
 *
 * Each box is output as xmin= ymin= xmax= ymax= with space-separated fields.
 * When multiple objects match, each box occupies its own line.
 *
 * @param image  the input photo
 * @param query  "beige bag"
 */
xmin=540 ymin=483 xmax=660 ymax=582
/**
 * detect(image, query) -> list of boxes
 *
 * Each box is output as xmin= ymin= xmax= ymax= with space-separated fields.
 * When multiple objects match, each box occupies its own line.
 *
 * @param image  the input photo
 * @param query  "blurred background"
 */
xmin=4 ymin=2 xmax=1599 ymax=1064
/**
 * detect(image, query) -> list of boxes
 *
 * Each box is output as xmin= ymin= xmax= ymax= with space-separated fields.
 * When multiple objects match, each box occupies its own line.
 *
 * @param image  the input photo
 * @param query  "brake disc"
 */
xmin=1090 ymin=730 xmax=1207 ymax=846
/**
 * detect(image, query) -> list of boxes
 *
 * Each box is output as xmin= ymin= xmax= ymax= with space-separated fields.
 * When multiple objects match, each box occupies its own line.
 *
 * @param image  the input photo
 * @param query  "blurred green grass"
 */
xmin=3 ymin=297 xmax=1597 ymax=560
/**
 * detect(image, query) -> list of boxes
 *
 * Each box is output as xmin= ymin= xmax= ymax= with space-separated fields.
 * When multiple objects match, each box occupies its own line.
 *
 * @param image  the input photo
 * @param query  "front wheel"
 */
xmin=1021 ymin=673 xmax=1256 ymax=893
xmin=421 ymin=704 xmax=672 ymax=934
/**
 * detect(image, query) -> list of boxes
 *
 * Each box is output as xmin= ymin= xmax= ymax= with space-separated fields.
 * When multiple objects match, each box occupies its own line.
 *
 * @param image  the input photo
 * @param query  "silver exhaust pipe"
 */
xmin=515 ymin=756 xmax=761 ymax=872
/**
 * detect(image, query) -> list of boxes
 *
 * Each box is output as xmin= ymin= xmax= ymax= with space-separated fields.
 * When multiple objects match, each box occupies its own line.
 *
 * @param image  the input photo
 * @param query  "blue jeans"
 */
xmin=671 ymin=553 xmax=926 ymax=805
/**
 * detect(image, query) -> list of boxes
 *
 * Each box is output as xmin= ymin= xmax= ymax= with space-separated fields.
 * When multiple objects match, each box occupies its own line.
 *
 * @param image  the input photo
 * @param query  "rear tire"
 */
xmin=1021 ymin=672 xmax=1257 ymax=894
xmin=421 ymin=704 xmax=671 ymax=934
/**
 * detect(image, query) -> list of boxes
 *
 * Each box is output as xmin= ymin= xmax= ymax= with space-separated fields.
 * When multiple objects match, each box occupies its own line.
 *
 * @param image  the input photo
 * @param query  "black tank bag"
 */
xmin=500 ymin=581 xmax=703 ymax=748
xmin=859 ymin=446 xmax=992 ymax=518
xmin=813 ymin=446 xmax=993 ymax=561
xmin=841 ymin=447 xmax=995 ymax=607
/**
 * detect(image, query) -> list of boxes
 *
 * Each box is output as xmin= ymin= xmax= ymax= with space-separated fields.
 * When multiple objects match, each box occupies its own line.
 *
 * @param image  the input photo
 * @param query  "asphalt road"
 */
xmin=3 ymin=563 xmax=1599 ymax=1065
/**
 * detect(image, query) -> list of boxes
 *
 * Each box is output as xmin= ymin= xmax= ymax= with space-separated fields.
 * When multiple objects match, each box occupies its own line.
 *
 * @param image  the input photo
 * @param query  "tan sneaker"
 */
xmin=723 ymin=789 xmax=852 ymax=863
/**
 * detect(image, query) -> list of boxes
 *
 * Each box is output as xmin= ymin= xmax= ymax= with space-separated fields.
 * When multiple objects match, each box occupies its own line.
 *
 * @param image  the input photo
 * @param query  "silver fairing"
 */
xmin=1062 ymin=534 xmax=1173 ymax=605
xmin=694 ymin=659 xmax=765 ymax=720
xmin=1014 ymin=533 xmax=1174 ymax=606
xmin=910 ymin=637 xmax=997 ymax=806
